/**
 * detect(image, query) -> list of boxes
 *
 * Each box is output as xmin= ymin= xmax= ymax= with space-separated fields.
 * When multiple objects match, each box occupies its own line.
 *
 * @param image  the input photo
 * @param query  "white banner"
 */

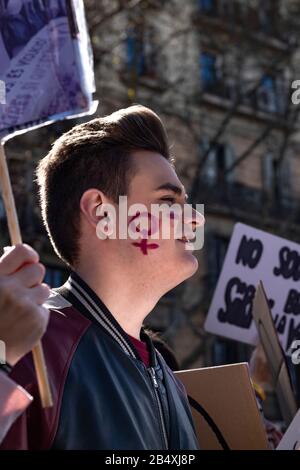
xmin=205 ymin=223 xmax=300 ymax=355
xmin=277 ymin=408 xmax=300 ymax=450
xmin=0 ymin=0 xmax=97 ymax=140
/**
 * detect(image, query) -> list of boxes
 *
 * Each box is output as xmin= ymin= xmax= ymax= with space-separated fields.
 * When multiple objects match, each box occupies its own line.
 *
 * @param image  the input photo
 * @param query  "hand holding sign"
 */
xmin=0 ymin=0 xmax=97 ymax=407
xmin=0 ymin=142 xmax=52 ymax=407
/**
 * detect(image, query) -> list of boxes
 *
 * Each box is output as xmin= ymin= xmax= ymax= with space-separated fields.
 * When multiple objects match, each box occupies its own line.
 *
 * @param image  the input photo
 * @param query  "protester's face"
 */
xmin=106 ymin=151 xmax=204 ymax=293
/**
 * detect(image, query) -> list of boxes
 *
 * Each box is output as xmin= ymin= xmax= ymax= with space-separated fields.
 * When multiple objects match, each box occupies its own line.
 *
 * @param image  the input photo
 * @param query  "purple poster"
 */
xmin=0 ymin=0 xmax=97 ymax=141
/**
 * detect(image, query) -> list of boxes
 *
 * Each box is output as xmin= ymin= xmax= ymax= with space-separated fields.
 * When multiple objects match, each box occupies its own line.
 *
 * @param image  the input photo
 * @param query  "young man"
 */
xmin=1 ymin=105 xmax=204 ymax=450
xmin=0 ymin=244 xmax=49 ymax=443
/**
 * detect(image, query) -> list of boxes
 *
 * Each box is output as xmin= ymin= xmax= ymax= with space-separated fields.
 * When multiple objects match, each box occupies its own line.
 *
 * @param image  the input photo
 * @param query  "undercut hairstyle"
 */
xmin=36 ymin=104 xmax=172 ymax=267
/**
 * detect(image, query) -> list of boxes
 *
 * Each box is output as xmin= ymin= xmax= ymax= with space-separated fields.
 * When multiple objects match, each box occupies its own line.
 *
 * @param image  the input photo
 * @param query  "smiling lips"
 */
xmin=177 ymin=236 xmax=193 ymax=244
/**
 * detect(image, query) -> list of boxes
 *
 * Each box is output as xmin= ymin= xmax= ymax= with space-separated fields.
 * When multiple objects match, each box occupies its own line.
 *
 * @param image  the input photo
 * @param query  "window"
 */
xmin=258 ymin=0 xmax=277 ymax=36
xmin=214 ymin=234 xmax=229 ymax=275
xmin=262 ymin=152 xmax=277 ymax=195
xmin=205 ymin=232 xmax=229 ymax=290
xmin=262 ymin=152 xmax=291 ymax=202
xmin=201 ymin=140 xmax=235 ymax=185
xmin=126 ymin=26 xmax=156 ymax=78
xmin=126 ymin=28 xmax=144 ymax=76
xmin=198 ymin=0 xmax=214 ymax=14
xmin=257 ymin=75 xmax=278 ymax=113
xmin=200 ymin=51 xmax=218 ymax=91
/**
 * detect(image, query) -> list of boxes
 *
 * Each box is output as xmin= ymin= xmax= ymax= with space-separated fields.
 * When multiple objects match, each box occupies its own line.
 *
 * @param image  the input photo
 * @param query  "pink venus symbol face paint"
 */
xmin=129 ymin=211 xmax=159 ymax=255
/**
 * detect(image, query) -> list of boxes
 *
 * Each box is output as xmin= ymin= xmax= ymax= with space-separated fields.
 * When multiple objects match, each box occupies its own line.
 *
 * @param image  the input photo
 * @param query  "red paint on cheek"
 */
xmin=169 ymin=210 xmax=180 ymax=223
xmin=128 ymin=212 xmax=141 ymax=224
xmin=132 ymin=239 xmax=159 ymax=255
xmin=128 ymin=212 xmax=160 ymax=254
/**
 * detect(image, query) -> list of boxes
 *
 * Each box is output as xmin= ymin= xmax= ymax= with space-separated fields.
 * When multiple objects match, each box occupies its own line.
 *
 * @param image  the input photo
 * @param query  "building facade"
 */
xmin=2 ymin=1 xmax=300 ymax=381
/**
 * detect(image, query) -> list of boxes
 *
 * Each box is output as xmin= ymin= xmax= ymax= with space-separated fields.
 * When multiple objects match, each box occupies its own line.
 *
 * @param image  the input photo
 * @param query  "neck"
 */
xmin=76 ymin=260 xmax=159 ymax=340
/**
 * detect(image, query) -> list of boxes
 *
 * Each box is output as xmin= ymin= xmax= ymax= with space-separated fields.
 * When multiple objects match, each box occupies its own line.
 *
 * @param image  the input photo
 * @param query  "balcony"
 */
xmin=193 ymin=0 xmax=294 ymax=51
xmin=195 ymin=180 xmax=300 ymax=232
xmin=198 ymin=76 xmax=292 ymax=129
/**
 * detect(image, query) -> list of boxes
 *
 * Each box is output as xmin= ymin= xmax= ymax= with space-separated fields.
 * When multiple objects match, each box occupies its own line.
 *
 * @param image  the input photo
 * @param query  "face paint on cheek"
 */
xmin=128 ymin=212 xmax=141 ymax=225
xmin=132 ymin=239 xmax=159 ymax=255
xmin=129 ymin=211 xmax=160 ymax=255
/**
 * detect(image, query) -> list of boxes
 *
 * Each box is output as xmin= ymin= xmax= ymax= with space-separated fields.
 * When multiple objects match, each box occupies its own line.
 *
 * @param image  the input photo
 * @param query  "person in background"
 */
xmin=250 ymin=343 xmax=283 ymax=449
xmin=0 ymin=244 xmax=49 ymax=443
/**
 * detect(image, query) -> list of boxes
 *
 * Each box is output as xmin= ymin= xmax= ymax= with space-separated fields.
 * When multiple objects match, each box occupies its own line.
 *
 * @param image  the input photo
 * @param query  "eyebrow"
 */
xmin=155 ymin=183 xmax=188 ymax=200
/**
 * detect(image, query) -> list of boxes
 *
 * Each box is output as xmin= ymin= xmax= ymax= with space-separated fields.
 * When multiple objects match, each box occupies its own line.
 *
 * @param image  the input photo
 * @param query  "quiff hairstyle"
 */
xmin=36 ymin=105 xmax=172 ymax=267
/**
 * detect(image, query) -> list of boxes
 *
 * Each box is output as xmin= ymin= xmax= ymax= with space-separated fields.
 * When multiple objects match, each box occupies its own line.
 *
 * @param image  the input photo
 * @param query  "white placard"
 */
xmin=205 ymin=223 xmax=300 ymax=355
xmin=277 ymin=408 xmax=300 ymax=450
xmin=0 ymin=0 xmax=97 ymax=141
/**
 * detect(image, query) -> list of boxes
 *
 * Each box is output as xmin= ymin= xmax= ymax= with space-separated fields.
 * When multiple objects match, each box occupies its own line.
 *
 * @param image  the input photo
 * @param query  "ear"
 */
xmin=80 ymin=189 xmax=106 ymax=228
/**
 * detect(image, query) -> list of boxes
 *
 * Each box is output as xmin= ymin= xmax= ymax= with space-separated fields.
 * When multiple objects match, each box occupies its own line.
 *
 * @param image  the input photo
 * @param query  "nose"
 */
xmin=182 ymin=206 xmax=205 ymax=240
xmin=191 ymin=207 xmax=205 ymax=229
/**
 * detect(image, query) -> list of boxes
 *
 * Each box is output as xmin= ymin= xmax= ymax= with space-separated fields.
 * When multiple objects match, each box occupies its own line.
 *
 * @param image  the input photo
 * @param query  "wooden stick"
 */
xmin=0 ymin=142 xmax=53 ymax=408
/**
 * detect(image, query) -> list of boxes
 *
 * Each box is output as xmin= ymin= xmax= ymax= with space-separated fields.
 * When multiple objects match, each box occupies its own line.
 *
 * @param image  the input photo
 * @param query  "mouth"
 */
xmin=176 ymin=236 xmax=194 ymax=245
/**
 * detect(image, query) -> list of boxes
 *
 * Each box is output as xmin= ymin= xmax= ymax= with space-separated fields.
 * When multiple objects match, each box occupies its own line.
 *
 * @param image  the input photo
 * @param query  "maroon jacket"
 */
xmin=1 ymin=273 xmax=199 ymax=450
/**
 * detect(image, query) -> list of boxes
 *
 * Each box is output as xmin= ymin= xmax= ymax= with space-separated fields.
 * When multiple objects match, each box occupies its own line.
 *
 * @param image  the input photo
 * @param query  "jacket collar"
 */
xmin=57 ymin=271 xmax=157 ymax=367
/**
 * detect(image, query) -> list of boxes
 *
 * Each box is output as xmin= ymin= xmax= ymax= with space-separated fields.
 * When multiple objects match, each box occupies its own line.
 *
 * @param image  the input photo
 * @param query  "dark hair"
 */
xmin=36 ymin=105 xmax=172 ymax=267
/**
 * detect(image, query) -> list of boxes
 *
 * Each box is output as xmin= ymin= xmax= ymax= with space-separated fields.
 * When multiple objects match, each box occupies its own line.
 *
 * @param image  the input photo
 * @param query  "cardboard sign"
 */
xmin=0 ymin=0 xmax=97 ymax=141
xmin=175 ymin=363 xmax=270 ymax=450
xmin=205 ymin=223 xmax=300 ymax=355
xmin=253 ymin=282 xmax=297 ymax=425
xmin=277 ymin=408 xmax=300 ymax=450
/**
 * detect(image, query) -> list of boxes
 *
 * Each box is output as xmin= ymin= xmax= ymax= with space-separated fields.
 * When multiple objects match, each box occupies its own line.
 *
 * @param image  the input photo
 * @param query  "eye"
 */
xmin=160 ymin=197 xmax=175 ymax=204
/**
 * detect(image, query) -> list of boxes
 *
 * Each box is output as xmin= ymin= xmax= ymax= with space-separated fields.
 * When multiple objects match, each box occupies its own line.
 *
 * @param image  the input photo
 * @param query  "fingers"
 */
xmin=33 ymin=305 xmax=50 ymax=338
xmin=12 ymin=262 xmax=46 ymax=288
xmin=29 ymin=283 xmax=50 ymax=305
xmin=4 ymin=303 xmax=50 ymax=366
xmin=0 ymin=244 xmax=51 ymax=366
xmin=0 ymin=244 xmax=39 ymax=276
xmin=20 ymin=304 xmax=50 ymax=347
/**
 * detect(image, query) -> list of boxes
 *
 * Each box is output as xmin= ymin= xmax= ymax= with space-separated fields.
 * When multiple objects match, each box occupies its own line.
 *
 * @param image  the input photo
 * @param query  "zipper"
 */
xmin=149 ymin=367 xmax=168 ymax=450
xmin=64 ymin=274 xmax=169 ymax=448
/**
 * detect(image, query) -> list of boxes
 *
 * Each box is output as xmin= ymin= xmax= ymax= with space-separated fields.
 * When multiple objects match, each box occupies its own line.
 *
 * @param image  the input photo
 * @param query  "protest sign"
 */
xmin=176 ymin=363 xmax=270 ymax=450
xmin=252 ymin=282 xmax=297 ymax=425
xmin=205 ymin=223 xmax=300 ymax=355
xmin=0 ymin=0 xmax=97 ymax=141
xmin=277 ymin=408 xmax=300 ymax=450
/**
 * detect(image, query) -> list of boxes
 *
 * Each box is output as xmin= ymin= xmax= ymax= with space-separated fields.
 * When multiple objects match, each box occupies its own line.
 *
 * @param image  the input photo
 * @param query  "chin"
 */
xmin=161 ymin=255 xmax=198 ymax=294
xmin=176 ymin=252 xmax=199 ymax=283
xmin=183 ymin=252 xmax=198 ymax=276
